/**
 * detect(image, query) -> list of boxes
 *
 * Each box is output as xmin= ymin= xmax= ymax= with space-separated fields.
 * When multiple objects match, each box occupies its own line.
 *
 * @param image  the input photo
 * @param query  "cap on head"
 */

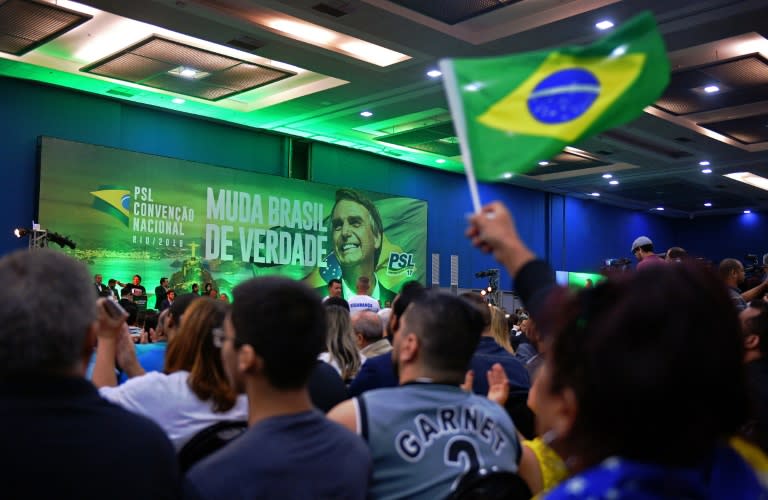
xmin=631 ymin=236 xmax=653 ymax=253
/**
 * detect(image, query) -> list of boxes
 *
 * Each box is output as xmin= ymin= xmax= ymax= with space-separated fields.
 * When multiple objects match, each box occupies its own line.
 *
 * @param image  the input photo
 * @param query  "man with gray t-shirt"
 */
xmin=329 ymin=291 xmax=520 ymax=500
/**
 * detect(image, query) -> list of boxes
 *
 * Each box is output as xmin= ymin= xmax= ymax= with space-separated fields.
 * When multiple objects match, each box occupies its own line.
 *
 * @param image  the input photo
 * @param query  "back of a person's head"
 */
xmin=165 ymin=297 xmax=235 ymax=412
xmin=719 ymin=258 xmax=742 ymax=280
xmin=542 ymin=263 xmax=748 ymax=466
xmin=120 ymin=300 xmax=138 ymax=326
xmin=169 ymin=293 xmax=199 ymax=325
xmin=324 ymin=296 xmax=350 ymax=311
xmin=404 ymin=291 xmax=485 ymax=378
xmin=460 ymin=292 xmax=492 ymax=329
xmin=232 ymin=277 xmax=325 ymax=390
xmin=490 ymin=306 xmax=514 ymax=353
xmin=353 ymin=310 xmax=384 ymax=342
xmin=744 ymin=300 xmax=768 ymax=357
xmin=143 ymin=310 xmax=159 ymax=333
xmin=324 ymin=305 xmax=360 ymax=380
xmin=0 ymin=249 xmax=96 ymax=377
xmin=393 ymin=281 xmax=426 ymax=319
xmin=666 ymin=246 xmax=687 ymax=261
xmin=356 ymin=276 xmax=370 ymax=292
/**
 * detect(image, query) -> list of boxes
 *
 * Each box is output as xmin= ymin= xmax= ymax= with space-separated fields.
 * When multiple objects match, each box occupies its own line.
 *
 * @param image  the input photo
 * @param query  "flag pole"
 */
xmin=439 ymin=59 xmax=482 ymax=214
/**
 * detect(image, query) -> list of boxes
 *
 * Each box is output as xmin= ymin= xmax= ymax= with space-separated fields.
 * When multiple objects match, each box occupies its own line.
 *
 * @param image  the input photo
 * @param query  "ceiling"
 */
xmin=3 ymin=0 xmax=768 ymax=217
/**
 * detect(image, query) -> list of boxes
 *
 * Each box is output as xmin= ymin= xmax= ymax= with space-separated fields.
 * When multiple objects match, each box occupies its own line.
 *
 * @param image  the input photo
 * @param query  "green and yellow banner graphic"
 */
xmin=38 ymin=137 xmax=427 ymax=305
xmin=439 ymin=11 xmax=670 ymax=181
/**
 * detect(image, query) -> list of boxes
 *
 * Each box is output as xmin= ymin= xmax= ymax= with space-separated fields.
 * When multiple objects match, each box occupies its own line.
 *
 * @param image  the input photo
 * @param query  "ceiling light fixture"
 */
xmin=262 ymin=17 xmax=410 ymax=67
xmin=435 ymin=159 xmax=446 ymax=164
xmin=338 ymin=41 xmax=408 ymax=67
xmin=360 ymin=111 xmax=373 ymax=117
xmin=602 ymin=173 xmax=613 ymax=179
xmin=427 ymin=70 xmax=442 ymax=78
xmin=167 ymin=66 xmax=210 ymax=80
xmin=704 ymin=202 xmax=712 ymax=207
xmin=701 ymin=168 xmax=713 ymax=174
xmin=725 ymin=172 xmax=768 ymax=192
xmin=655 ymin=207 xmax=665 ymax=211
xmin=589 ymin=192 xmax=600 ymax=197
xmin=503 ymin=173 xmax=513 ymax=179
xmin=699 ymin=160 xmax=710 ymax=166
xmin=609 ymin=180 xmax=619 ymax=185
xmin=538 ymin=161 xmax=550 ymax=166
xmin=463 ymin=83 xmax=482 ymax=92
xmin=595 ymin=20 xmax=614 ymax=30
xmin=744 ymin=210 xmax=752 ymax=214
xmin=703 ymin=85 xmax=720 ymax=94
xmin=171 ymin=98 xmax=185 ymax=104
xmin=268 ymin=19 xmax=337 ymax=44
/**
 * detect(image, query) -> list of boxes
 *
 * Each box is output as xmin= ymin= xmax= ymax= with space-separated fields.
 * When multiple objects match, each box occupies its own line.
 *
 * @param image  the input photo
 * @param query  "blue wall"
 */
xmin=2 ymin=76 xmax=762 ymax=291
xmin=549 ymin=195 xmax=677 ymax=272
xmin=671 ymin=212 xmax=768 ymax=264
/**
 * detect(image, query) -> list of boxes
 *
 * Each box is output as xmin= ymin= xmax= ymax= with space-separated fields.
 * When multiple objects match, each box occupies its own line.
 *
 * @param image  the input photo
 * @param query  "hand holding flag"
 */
xmin=439 ymin=12 xmax=670 ymax=212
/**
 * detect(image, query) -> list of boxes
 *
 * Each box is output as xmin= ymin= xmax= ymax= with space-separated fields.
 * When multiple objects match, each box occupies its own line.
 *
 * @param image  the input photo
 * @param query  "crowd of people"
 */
xmin=2 ymin=200 xmax=768 ymax=498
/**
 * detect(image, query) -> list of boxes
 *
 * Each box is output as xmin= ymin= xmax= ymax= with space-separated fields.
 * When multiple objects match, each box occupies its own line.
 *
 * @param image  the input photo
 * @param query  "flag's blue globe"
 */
xmin=121 ymin=194 xmax=131 ymax=210
xmin=527 ymin=68 xmax=600 ymax=124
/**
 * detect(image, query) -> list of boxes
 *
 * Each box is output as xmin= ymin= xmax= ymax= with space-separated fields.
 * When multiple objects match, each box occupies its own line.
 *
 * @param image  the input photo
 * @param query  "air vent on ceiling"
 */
xmin=312 ymin=3 xmax=350 ymax=17
xmin=0 ymin=0 xmax=92 ymax=56
xmin=226 ymin=35 xmax=265 ymax=53
xmin=601 ymin=130 xmax=693 ymax=160
xmin=82 ymin=36 xmax=294 ymax=101
xmin=374 ymin=122 xmax=459 ymax=157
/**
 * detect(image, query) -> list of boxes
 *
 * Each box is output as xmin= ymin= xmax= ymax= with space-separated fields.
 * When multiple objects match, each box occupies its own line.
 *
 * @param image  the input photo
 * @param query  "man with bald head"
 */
xmin=353 ymin=310 xmax=390 ymax=358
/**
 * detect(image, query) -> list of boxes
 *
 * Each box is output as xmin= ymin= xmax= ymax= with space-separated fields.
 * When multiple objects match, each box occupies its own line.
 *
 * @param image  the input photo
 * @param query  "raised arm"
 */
xmin=466 ymin=202 xmax=556 ymax=320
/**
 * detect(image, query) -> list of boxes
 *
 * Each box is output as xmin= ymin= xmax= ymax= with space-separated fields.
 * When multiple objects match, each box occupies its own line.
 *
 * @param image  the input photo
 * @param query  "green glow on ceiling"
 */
xmin=0 ymin=57 xmax=465 ymax=176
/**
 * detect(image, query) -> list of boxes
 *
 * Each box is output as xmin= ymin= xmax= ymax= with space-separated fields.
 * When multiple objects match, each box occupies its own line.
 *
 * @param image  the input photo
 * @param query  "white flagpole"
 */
xmin=439 ymin=59 xmax=482 ymax=214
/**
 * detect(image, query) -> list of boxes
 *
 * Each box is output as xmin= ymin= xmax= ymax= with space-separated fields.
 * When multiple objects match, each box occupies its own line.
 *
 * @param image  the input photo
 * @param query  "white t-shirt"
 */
xmin=347 ymin=294 xmax=380 ymax=314
xmin=99 ymin=370 xmax=248 ymax=449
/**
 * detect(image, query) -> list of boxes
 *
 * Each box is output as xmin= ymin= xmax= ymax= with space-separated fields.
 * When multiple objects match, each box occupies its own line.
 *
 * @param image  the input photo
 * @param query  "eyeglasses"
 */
xmin=211 ymin=327 xmax=244 ymax=348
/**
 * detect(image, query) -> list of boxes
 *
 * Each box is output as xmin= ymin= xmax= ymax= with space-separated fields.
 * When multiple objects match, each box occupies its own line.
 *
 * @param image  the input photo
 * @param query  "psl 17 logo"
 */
xmin=387 ymin=252 xmax=415 ymax=276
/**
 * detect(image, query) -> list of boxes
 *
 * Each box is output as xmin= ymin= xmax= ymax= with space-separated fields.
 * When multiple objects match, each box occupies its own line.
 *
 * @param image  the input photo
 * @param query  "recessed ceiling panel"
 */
xmin=0 ymin=0 xmax=92 ymax=56
xmin=374 ymin=121 xmax=460 ymax=156
xmin=82 ymin=36 xmax=294 ymax=101
xmin=387 ymin=0 xmax=522 ymax=25
xmin=654 ymin=54 xmax=768 ymax=115
xmin=526 ymin=152 xmax=611 ymax=177
xmin=699 ymin=113 xmax=768 ymax=145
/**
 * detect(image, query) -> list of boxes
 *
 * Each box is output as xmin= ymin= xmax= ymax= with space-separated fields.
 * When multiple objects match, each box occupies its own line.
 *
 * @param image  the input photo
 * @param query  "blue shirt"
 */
xmin=184 ymin=410 xmax=371 ymax=499
xmin=544 ymin=447 xmax=764 ymax=500
xmin=348 ymin=352 xmax=398 ymax=397
xmin=470 ymin=337 xmax=530 ymax=396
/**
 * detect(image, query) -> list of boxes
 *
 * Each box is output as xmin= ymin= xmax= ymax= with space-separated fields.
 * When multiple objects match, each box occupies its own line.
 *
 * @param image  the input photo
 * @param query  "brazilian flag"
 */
xmin=91 ymin=186 xmax=131 ymax=226
xmin=439 ymin=12 xmax=670 ymax=182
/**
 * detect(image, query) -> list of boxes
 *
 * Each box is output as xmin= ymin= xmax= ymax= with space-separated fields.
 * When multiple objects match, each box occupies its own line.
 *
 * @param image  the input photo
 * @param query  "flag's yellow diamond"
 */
xmin=477 ymin=53 xmax=645 ymax=142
